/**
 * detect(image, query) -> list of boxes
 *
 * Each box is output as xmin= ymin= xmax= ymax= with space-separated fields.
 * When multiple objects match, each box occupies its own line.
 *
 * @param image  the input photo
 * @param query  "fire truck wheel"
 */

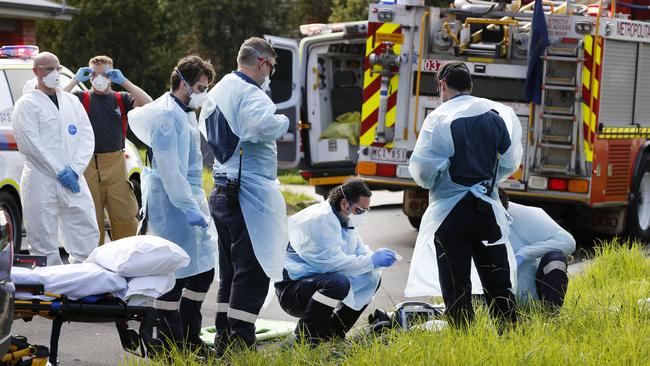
xmin=408 ymin=216 xmax=421 ymax=230
xmin=0 ymin=191 xmax=21 ymax=253
xmin=627 ymin=156 xmax=650 ymax=241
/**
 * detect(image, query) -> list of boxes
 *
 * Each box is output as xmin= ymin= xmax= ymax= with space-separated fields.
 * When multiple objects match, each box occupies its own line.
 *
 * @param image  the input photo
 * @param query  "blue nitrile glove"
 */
xmin=69 ymin=178 xmax=81 ymax=193
xmin=74 ymin=67 xmax=93 ymax=83
xmin=185 ymin=209 xmax=208 ymax=228
xmin=371 ymin=248 xmax=397 ymax=268
xmin=515 ymin=255 xmax=525 ymax=267
xmin=106 ymin=69 xmax=127 ymax=85
xmin=57 ymin=166 xmax=80 ymax=193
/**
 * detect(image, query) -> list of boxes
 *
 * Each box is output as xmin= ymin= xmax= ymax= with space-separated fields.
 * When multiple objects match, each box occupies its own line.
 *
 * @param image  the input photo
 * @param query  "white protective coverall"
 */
xmin=508 ymin=202 xmax=575 ymax=304
xmin=12 ymin=88 xmax=98 ymax=266
xmin=199 ymin=73 xmax=289 ymax=280
xmin=285 ymin=200 xmax=380 ymax=311
xmin=404 ymin=95 xmax=522 ymax=297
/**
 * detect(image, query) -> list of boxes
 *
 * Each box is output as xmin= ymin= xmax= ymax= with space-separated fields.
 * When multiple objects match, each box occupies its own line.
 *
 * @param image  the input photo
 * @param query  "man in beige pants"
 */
xmin=64 ymin=55 xmax=152 ymax=244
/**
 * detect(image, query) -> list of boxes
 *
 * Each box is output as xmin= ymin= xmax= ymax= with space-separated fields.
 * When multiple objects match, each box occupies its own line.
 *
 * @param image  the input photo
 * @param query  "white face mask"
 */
xmin=348 ymin=210 xmax=369 ymax=228
xmin=188 ymin=90 xmax=208 ymax=109
xmin=92 ymin=75 xmax=110 ymax=92
xmin=261 ymin=75 xmax=271 ymax=90
xmin=42 ymin=70 xmax=60 ymax=89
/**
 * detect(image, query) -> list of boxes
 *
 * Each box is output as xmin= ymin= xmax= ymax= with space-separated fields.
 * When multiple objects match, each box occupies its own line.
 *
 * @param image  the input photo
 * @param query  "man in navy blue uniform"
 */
xmin=406 ymin=61 xmax=522 ymax=329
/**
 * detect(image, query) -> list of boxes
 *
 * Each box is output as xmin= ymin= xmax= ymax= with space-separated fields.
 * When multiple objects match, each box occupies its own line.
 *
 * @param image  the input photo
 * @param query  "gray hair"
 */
xmin=237 ymin=37 xmax=276 ymax=67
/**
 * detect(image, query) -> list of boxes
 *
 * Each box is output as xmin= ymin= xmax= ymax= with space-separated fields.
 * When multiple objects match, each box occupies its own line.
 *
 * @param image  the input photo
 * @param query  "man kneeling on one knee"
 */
xmin=499 ymin=189 xmax=576 ymax=309
xmin=275 ymin=179 xmax=398 ymax=343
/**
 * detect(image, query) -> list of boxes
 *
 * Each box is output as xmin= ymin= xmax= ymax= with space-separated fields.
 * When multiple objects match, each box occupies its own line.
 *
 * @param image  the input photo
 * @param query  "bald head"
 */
xmin=32 ymin=52 xmax=61 ymax=94
xmin=33 ymin=52 xmax=59 ymax=67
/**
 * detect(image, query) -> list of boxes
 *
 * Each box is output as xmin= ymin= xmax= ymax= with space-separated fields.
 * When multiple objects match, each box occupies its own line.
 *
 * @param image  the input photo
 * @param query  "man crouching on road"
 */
xmin=274 ymin=179 xmax=398 ymax=345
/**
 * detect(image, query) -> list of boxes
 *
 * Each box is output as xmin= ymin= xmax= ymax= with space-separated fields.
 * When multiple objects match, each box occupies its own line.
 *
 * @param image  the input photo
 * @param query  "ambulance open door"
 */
xmin=264 ymin=35 xmax=301 ymax=169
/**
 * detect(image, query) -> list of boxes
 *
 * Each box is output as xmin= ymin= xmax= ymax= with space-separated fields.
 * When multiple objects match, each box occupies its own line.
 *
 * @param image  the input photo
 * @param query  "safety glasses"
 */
xmin=194 ymin=83 xmax=209 ymax=93
xmin=36 ymin=65 xmax=62 ymax=73
xmin=259 ymin=57 xmax=276 ymax=76
xmin=352 ymin=205 xmax=370 ymax=215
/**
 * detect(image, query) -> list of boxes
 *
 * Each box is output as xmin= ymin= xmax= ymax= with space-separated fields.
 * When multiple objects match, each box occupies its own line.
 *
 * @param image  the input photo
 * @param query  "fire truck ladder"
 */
xmin=533 ymin=40 xmax=586 ymax=176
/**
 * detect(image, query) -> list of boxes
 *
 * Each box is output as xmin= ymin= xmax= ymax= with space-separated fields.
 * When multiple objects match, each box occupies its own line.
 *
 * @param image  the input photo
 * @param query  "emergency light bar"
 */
xmin=300 ymin=21 xmax=368 ymax=37
xmin=0 ymin=45 xmax=39 ymax=59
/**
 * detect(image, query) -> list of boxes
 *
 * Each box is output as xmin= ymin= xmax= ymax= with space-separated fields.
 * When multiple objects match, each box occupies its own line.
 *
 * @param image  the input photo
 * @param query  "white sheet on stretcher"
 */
xmin=11 ymin=263 xmax=175 ymax=302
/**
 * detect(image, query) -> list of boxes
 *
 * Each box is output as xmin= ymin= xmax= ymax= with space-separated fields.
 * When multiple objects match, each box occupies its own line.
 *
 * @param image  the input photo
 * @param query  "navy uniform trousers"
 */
xmin=209 ymin=185 xmax=269 ymax=353
xmin=434 ymin=193 xmax=517 ymax=328
xmin=275 ymin=270 xmax=374 ymax=341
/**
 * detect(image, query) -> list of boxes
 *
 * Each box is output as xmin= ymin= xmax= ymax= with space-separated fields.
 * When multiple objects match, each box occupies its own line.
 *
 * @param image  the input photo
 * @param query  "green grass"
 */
xmin=124 ymin=239 xmax=650 ymax=366
xmin=282 ymin=188 xmax=318 ymax=215
xmin=278 ymin=169 xmax=308 ymax=185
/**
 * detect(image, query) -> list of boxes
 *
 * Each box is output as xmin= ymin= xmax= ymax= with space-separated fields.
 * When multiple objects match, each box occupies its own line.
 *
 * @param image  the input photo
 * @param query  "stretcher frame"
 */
xmin=11 ymin=255 xmax=164 ymax=365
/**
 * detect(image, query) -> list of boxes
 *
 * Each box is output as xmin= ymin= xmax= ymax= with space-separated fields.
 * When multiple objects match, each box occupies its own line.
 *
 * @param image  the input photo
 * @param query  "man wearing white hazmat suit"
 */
xmin=404 ymin=61 xmax=523 ymax=329
xmin=199 ymin=37 xmax=289 ymax=354
xmin=12 ymin=52 xmax=98 ymax=266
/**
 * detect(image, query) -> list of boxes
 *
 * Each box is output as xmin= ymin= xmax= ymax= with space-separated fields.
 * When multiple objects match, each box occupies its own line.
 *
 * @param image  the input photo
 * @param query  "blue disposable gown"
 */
xmin=127 ymin=93 xmax=217 ymax=279
xmin=199 ymin=73 xmax=289 ymax=280
xmin=508 ymin=202 xmax=575 ymax=305
xmin=404 ymin=95 xmax=523 ymax=297
xmin=284 ymin=201 xmax=380 ymax=311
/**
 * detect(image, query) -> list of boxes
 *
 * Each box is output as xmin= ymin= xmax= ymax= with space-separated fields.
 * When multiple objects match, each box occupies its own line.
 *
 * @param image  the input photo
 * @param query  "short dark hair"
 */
xmin=329 ymin=178 xmax=372 ymax=208
xmin=237 ymin=37 xmax=277 ymax=66
xmin=438 ymin=61 xmax=471 ymax=93
xmin=170 ymin=55 xmax=215 ymax=92
xmin=498 ymin=187 xmax=509 ymax=210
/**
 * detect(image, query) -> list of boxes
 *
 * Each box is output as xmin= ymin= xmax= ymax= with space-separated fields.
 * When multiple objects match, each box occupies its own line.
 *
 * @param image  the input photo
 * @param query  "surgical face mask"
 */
xmin=42 ymin=70 xmax=60 ymax=89
xmin=261 ymin=74 xmax=271 ymax=90
xmin=348 ymin=210 xmax=369 ymax=227
xmin=188 ymin=90 xmax=208 ymax=109
xmin=92 ymin=75 xmax=110 ymax=92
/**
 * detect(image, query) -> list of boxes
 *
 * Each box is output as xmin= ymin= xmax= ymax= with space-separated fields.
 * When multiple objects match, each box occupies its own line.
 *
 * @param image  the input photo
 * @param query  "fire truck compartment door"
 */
xmin=265 ymin=35 xmax=301 ymax=169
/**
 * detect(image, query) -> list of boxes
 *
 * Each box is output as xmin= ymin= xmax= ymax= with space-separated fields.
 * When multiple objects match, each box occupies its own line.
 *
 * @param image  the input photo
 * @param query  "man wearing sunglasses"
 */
xmin=275 ymin=179 xmax=397 ymax=345
xmin=199 ymin=36 xmax=288 ymax=355
xmin=12 ymin=52 xmax=98 ymax=266
xmin=63 ymin=55 xmax=152 ymax=245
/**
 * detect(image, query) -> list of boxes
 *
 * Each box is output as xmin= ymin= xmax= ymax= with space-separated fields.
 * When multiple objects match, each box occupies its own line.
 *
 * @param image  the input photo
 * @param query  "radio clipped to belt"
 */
xmin=226 ymin=147 xmax=243 ymax=209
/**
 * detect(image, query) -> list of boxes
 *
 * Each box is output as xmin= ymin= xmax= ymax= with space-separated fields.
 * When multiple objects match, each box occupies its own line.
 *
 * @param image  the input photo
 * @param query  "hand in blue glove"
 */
xmin=74 ymin=67 xmax=93 ymax=83
xmin=515 ymin=255 xmax=525 ymax=267
xmin=185 ymin=209 xmax=208 ymax=228
xmin=106 ymin=69 xmax=127 ymax=85
xmin=371 ymin=248 xmax=397 ymax=268
xmin=57 ymin=166 xmax=80 ymax=193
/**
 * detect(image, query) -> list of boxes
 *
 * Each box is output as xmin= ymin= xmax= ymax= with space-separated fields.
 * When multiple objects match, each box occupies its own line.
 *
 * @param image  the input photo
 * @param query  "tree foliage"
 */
xmin=37 ymin=0 xmax=453 ymax=96
xmin=37 ymin=0 xmax=184 ymax=96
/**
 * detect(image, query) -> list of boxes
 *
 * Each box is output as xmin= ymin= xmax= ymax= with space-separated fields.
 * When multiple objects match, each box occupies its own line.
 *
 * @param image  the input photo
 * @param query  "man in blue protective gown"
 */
xmin=275 ymin=179 xmax=397 ymax=345
xmin=199 ymin=37 xmax=290 ymax=354
xmin=498 ymin=189 xmax=575 ymax=310
xmin=404 ymin=61 xmax=523 ymax=329
xmin=127 ymin=55 xmax=218 ymax=353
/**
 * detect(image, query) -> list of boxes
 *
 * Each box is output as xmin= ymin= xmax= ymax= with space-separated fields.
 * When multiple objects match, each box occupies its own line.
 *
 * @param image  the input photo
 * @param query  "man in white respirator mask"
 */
xmin=13 ymin=52 xmax=98 ymax=265
xmin=63 ymin=55 xmax=152 ymax=245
